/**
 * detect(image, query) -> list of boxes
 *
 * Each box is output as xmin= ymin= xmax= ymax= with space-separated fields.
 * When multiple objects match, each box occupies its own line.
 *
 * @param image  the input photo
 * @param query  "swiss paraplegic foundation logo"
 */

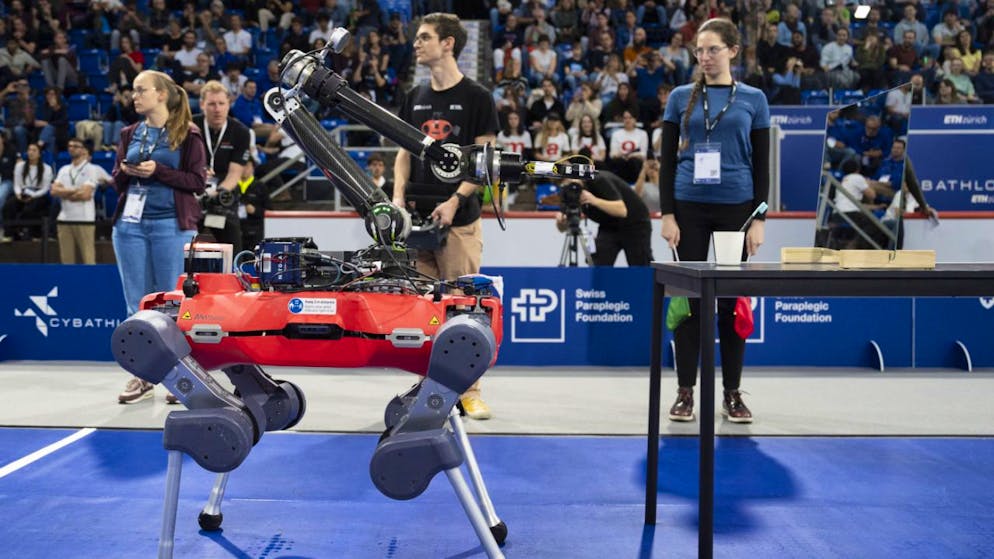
xmin=509 ymin=288 xmax=565 ymax=343
xmin=14 ymin=287 xmax=59 ymax=337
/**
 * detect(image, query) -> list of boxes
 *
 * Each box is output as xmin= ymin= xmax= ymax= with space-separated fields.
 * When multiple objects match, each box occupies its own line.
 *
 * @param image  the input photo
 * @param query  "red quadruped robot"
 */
xmin=112 ymin=28 xmax=597 ymax=559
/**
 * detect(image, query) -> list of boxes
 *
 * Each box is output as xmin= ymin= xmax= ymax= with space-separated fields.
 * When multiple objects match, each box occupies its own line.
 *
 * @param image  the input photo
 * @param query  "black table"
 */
xmin=646 ymin=262 xmax=994 ymax=558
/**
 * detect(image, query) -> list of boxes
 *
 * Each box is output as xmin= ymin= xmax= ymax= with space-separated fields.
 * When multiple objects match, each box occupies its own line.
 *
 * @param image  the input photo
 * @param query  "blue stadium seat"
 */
xmin=28 ymin=71 xmax=46 ymax=93
xmin=91 ymin=150 xmax=116 ymax=175
xmin=834 ymin=89 xmax=865 ymax=106
xmin=254 ymin=47 xmax=277 ymax=69
xmin=801 ymin=89 xmax=830 ymax=105
xmin=244 ymin=67 xmax=263 ymax=82
xmin=68 ymin=94 xmax=98 ymax=121
xmin=97 ymin=92 xmax=114 ymax=114
xmin=68 ymin=29 xmax=91 ymax=48
xmin=349 ymin=150 xmax=369 ymax=168
xmin=87 ymin=72 xmax=110 ymax=93
xmin=55 ymin=151 xmax=72 ymax=170
xmin=79 ymin=49 xmax=108 ymax=74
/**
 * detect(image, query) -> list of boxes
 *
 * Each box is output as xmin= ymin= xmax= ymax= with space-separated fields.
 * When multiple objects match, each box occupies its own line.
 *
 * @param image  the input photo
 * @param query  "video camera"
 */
xmin=559 ymin=180 xmax=584 ymax=232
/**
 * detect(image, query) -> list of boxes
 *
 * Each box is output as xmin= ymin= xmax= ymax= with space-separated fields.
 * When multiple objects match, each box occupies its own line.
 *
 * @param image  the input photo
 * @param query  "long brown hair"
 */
xmin=139 ymin=70 xmax=193 ymax=151
xmin=680 ymin=18 xmax=741 ymax=152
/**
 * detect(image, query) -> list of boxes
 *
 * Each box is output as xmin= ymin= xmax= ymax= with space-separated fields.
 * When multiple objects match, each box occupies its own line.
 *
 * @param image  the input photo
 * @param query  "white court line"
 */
xmin=0 ymin=428 xmax=96 ymax=480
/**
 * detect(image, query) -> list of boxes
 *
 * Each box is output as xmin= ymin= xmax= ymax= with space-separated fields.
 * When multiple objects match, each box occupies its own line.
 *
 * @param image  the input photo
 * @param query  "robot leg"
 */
xmin=370 ymin=314 xmax=504 ymax=558
xmin=112 ymin=311 xmax=265 ymax=558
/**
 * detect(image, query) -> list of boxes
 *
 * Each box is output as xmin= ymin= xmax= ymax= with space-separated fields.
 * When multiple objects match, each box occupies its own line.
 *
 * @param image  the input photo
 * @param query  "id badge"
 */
xmin=693 ymin=143 xmax=721 ymax=185
xmin=204 ymin=214 xmax=227 ymax=229
xmin=121 ymin=186 xmax=148 ymax=223
xmin=237 ymin=204 xmax=248 ymax=220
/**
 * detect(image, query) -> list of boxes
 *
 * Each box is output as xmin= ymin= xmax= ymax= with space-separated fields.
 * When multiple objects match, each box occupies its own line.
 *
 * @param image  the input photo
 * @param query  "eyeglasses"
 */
xmin=132 ymin=86 xmax=156 ymax=96
xmin=692 ymin=45 xmax=729 ymax=58
xmin=414 ymin=33 xmax=438 ymax=43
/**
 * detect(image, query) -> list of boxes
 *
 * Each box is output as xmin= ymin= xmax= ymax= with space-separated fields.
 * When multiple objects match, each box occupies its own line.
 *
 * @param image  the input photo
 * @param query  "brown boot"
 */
xmin=668 ymin=387 xmax=695 ymax=422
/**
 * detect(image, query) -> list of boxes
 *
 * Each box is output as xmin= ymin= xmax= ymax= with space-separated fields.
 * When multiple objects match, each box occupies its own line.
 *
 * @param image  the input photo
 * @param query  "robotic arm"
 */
xmin=265 ymin=30 xmax=598 ymax=244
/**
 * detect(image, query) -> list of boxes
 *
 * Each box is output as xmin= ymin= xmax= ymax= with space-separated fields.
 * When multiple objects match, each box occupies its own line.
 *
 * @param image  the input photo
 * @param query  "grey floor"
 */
xmin=1 ymin=362 xmax=992 ymax=436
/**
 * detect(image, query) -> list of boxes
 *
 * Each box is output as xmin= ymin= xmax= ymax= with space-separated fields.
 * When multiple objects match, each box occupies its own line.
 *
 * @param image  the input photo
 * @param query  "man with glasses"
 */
xmin=50 ymin=140 xmax=110 ymax=264
xmin=393 ymin=13 xmax=500 ymax=420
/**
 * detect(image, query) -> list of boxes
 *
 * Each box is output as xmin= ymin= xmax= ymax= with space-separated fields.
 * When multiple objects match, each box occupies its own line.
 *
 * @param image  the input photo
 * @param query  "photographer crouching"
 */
xmin=192 ymin=80 xmax=252 ymax=254
xmin=555 ymin=170 xmax=653 ymax=266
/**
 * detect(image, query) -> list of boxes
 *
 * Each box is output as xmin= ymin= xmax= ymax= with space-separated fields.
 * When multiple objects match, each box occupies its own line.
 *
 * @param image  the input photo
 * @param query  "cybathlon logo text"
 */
xmin=14 ymin=286 xmax=122 ymax=337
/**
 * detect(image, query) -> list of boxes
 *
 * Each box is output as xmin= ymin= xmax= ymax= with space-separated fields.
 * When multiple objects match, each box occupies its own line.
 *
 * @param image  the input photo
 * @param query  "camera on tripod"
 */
xmin=559 ymin=181 xmax=584 ymax=232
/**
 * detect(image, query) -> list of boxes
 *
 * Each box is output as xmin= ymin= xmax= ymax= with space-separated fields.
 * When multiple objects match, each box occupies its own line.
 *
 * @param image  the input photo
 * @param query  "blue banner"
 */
xmin=914 ymin=297 xmax=994 ymax=368
xmin=908 ymin=106 xmax=994 ymax=211
xmin=482 ymin=266 xmax=654 ymax=367
xmin=2 ymin=265 xmax=993 ymax=370
xmin=770 ymin=107 xmax=831 ymax=212
xmin=0 ymin=265 xmax=128 ymax=361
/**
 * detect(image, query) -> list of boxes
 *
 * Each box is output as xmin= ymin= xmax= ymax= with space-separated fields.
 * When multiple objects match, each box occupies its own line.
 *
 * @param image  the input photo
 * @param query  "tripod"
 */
xmin=559 ymin=217 xmax=593 ymax=267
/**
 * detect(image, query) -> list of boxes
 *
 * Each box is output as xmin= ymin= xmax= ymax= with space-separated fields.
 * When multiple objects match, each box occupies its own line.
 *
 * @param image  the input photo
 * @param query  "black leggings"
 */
xmin=672 ymin=200 xmax=754 ymax=390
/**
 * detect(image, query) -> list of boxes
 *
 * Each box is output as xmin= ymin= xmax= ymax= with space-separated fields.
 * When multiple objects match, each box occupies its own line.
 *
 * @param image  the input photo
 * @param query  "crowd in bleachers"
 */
xmin=1 ymin=0 xmax=994 ymax=233
xmin=487 ymin=0 xmax=994 ymax=191
xmin=0 ymin=0 xmax=419 ymax=240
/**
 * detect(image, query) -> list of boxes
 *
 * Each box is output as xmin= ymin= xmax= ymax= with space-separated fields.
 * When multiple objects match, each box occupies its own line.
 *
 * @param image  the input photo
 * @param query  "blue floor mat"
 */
xmin=0 ymin=430 xmax=991 ymax=558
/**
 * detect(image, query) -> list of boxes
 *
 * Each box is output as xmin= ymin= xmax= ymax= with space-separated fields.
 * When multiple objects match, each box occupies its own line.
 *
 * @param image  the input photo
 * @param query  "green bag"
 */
xmin=666 ymin=296 xmax=691 ymax=331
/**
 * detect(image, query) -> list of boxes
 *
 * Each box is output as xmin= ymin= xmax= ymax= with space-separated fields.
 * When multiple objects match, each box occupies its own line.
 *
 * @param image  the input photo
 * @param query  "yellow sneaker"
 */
xmin=460 ymin=395 xmax=492 ymax=420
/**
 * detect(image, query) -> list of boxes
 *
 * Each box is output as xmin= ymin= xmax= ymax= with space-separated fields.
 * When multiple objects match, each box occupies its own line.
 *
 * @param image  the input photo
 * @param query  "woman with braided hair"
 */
xmin=658 ymin=18 xmax=771 ymax=424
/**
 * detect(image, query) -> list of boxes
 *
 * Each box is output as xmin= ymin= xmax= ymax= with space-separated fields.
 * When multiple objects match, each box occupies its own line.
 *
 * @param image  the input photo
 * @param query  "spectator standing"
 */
xmin=237 ymin=159 xmax=267 ymax=251
xmin=51 ymin=139 xmax=109 ymax=264
xmin=658 ymin=19 xmax=770 ymax=424
xmin=112 ymin=70 xmax=206 ymax=403
xmin=856 ymin=33 xmax=888 ymax=91
xmin=193 ymin=80 xmax=252 ymax=255
xmin=392 ymin=13 xmax=500 ymax=419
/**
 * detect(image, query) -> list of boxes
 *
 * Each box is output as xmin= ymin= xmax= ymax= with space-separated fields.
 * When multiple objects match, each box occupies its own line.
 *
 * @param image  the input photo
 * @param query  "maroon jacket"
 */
xmin=111 ymin=122 xmax=208 ymax=230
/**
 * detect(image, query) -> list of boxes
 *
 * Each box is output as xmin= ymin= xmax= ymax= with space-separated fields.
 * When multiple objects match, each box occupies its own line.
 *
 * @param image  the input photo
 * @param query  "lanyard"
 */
xmin=204 ymin=120 xmax=228 ymax=170
xmin=701 ymin=81 xmax=737 ymax=142
xmin=238 ymin=175 xmax=254 ymax=194
xmin=68 ymin=162 xmax=85 ymax=186
xmin=140 ymin=123 xmax=167 ymax=161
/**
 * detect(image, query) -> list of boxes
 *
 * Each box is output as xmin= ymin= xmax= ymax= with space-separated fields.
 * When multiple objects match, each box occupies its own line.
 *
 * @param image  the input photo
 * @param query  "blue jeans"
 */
xmin=112 ymin=218 xmax=197 ymax=315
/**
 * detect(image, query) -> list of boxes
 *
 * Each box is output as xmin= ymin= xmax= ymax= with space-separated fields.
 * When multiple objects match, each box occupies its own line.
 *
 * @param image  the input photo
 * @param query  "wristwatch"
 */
xmin=452 ymin=191 xmax=470 ymax=208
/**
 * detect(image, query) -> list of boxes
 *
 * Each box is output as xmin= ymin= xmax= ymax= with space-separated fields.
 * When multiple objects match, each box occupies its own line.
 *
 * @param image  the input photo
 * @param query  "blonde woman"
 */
xmin=112 ymin=70 xmax=208 ymax=404
xmin=534 ymin=113 xmax=571 ymax=162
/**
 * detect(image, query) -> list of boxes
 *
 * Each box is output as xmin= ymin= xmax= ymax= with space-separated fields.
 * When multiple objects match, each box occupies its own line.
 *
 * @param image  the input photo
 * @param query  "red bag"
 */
xmin=734 ymin=297 xmax=754 ymax=339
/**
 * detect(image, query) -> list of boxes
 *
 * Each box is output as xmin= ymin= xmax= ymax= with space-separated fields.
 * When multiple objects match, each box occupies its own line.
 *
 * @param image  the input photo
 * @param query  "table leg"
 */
xmin=646 ymin=279 xmax=665 ymax=524
xmin=698 ymin=281 xmax=716 ymax=559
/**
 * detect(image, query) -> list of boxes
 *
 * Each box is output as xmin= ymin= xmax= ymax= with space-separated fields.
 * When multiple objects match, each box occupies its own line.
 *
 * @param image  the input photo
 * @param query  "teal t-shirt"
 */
xmin=663 ymin=82 xmax=770 ymax=205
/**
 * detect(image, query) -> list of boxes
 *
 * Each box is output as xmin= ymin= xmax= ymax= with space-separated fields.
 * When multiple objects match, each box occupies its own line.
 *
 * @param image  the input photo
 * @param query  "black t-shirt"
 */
xmin=398 ymin=76 xmax=499 ymax=226
xmin=192 ymin=115 xmax=252 ymax=180
xmin=0 ymin=148 xmax=16 ymax=181
xmin=582 ymin=171 xmax=651 ymax=231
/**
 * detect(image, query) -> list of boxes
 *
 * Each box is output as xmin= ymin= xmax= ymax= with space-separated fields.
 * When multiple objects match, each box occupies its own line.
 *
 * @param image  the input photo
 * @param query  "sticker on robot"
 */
xmin=287 ymin=298 xmax=337 ymax=315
